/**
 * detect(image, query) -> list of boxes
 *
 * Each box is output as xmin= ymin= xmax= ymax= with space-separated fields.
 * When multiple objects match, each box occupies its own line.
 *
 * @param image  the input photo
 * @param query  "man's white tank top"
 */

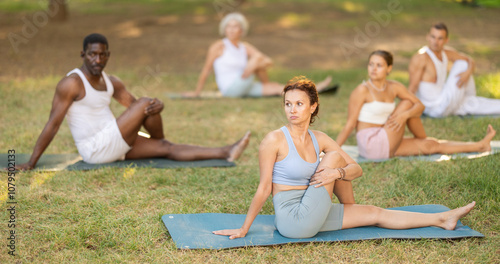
xmin=422 ymin=45 xmax=448 ymax=87
xmin=213 ymin=38 xmax=248 ymax=93
xmin=66 ymin=68 xmax=115 ymax=145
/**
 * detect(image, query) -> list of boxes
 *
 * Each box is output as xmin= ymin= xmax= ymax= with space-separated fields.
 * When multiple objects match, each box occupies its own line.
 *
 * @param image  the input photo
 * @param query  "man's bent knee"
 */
xmin=135 ymin=97 xmax=153 ymax=106
xmin=126 ymin=97 xmax=155 ymax=115
xmin=452 ymin=60 xmax=469 ymax=73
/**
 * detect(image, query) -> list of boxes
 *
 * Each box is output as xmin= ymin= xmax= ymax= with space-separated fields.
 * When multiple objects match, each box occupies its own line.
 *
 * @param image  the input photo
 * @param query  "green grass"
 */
xmin=1 ymin=68 xmax=500 ymax=263
xmin=477 ymin=73 xmax=500 ymax=99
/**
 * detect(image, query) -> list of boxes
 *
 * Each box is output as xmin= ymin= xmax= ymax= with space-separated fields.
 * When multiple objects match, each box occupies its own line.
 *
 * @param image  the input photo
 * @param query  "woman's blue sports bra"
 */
xmin=272 ymin=126 xmax=320 ymax=186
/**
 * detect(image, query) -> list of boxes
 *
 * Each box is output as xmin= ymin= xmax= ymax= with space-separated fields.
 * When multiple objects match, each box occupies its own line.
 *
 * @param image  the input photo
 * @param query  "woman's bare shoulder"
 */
xmin=208 ymin=40 xmax=225 ymax=51
xmin=262 ymin=128 xmax=284 ymax=143
xmin=353 ymin=82 xmax=369 ymax=93
xmin=349 ymin=82 xmax=370 ymax=100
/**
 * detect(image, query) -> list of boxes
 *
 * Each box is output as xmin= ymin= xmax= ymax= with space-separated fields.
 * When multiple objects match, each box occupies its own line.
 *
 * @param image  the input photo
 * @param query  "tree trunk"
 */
xmin=49 ymin=0 xmax=68 ymax=22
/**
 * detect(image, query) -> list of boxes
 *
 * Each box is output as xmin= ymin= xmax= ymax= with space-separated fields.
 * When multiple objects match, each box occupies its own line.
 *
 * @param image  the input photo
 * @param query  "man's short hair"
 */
xmin=431 ymin=22 xmax=448 ymax=37
xmin=83 ymin=33 xmax=109 ymax=51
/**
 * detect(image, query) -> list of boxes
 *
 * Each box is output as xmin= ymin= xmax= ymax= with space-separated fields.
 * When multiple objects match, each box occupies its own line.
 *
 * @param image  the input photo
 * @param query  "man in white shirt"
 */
xmin=17 ymin=33 xmax=250 ymax=170
xmin=408 ymin=23 xmax=500 ymax=117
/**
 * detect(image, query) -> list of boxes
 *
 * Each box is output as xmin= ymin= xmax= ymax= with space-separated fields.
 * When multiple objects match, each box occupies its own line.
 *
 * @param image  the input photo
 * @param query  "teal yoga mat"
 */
xmin=341 ymin=140 xmax=500 ymax=163
xmin=161 ymin=204 xmax=483 ymax=250
xmin=0 ymin=153 xmax=235 ymax=171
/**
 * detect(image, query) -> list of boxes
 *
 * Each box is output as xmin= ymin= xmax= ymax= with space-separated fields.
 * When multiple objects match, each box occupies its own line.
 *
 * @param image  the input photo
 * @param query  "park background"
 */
xmin=1 ymin=0 xmax=499 ymax=262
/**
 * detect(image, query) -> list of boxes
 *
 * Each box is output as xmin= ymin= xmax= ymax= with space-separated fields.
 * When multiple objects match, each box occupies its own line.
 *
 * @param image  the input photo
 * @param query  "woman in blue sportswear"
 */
xmin=213 ymin=76 xmax=476 ymax=239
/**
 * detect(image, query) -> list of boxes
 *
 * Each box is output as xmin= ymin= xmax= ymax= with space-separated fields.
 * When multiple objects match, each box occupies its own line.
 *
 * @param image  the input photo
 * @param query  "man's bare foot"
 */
xmin=440 ymin=201 xmax=476 ymax=230
xmin=227 ymin=131 xmax=251 ymax=162
xmin=316 ymin=76 xmax=333 ymax=92
xmin=479 ymin=124 xmax=496 ymax=152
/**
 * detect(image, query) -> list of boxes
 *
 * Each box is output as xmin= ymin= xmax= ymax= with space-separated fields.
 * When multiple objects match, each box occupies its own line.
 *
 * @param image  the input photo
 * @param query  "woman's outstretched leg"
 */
xmin=315 ymin=76 xmax=333 ymax=92
xmin=341 ymin=201 xmax=475 ymax=230
xmin=262 ymin=82 xmax=285 ymax=96
xmin=395 ymin=124 xmax=496 ymax=156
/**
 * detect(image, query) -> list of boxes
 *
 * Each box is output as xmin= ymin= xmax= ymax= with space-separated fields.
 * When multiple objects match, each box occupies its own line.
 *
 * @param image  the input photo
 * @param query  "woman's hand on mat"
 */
xmin=212 ymin=228 xmax=247 ymax=239
xmin=310 ymin=167 xmax=339 ymax=187
xmin=144 ymin=98 xmax=164 ymax=115
xmin=386 ymin=112 xmax=407 ymax=132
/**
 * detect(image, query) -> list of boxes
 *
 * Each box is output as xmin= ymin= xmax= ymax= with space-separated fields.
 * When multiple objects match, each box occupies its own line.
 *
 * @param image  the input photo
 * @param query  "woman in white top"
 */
xmin=184 ymin=12 xmax=333 ymax=98
xmin=336 ymin=50 xmax=496 ymax=160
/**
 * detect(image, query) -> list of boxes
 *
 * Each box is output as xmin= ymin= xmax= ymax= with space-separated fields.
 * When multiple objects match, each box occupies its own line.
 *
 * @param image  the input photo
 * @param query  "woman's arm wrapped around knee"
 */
xmin=310 ymin=151 xmax=362 ymax=187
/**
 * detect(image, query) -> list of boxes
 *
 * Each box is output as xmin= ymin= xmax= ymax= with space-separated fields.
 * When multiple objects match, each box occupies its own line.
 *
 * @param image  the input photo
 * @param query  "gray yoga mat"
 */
xmin=161 ymin=204 xmax=483 ymax=250
xmin=422 ymin=114 xmax=500 ymax=119
xmin=0 ymin=153 xmax=235 ymax=171
xmin=341 ymin=140 xmax=500 ymax=163
xmin=166 ymin=91 xmax=224 ymax=100
xmin=166 ymin=84 xmax=338 ymax=100
xmin=166 ymin=91 xmax=281 ymax=99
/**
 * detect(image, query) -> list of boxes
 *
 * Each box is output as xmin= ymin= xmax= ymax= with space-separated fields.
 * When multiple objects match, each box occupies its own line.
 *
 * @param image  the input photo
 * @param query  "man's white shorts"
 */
xmin=76 ymin=120 xmax=132 ymax=164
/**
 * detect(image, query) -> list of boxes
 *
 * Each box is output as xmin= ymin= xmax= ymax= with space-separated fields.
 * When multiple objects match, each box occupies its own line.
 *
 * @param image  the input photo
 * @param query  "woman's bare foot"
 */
xmin=439 ymin=201 xmax=476 ymax=230
xmin=316 ymin=76 xmax=333 ymax=92
xmin=227 ymin=131 xmax=251 ymax=162
xmin=479 ymin=124 xmax=496 ymax=152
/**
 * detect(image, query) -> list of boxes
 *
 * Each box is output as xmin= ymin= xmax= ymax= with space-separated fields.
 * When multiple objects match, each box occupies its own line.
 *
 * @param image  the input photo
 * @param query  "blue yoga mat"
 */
xmin=341 ymin=141 xmax=500 ymax=163
xmin=162 ymin=204 xmax=483 ymax=249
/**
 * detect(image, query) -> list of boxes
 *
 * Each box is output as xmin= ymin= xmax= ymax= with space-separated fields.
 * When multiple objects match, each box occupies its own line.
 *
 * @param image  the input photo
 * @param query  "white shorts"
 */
xmin=221 ymin=74 xmax=263 ymax=97
xmin=76 ymin=120 xmax=132 ymax=164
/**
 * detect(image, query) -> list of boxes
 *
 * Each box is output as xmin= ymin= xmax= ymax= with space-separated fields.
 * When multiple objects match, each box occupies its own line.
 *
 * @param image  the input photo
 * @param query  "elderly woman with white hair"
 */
xmin=185 ymin=12 xmax=333 ymax=98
